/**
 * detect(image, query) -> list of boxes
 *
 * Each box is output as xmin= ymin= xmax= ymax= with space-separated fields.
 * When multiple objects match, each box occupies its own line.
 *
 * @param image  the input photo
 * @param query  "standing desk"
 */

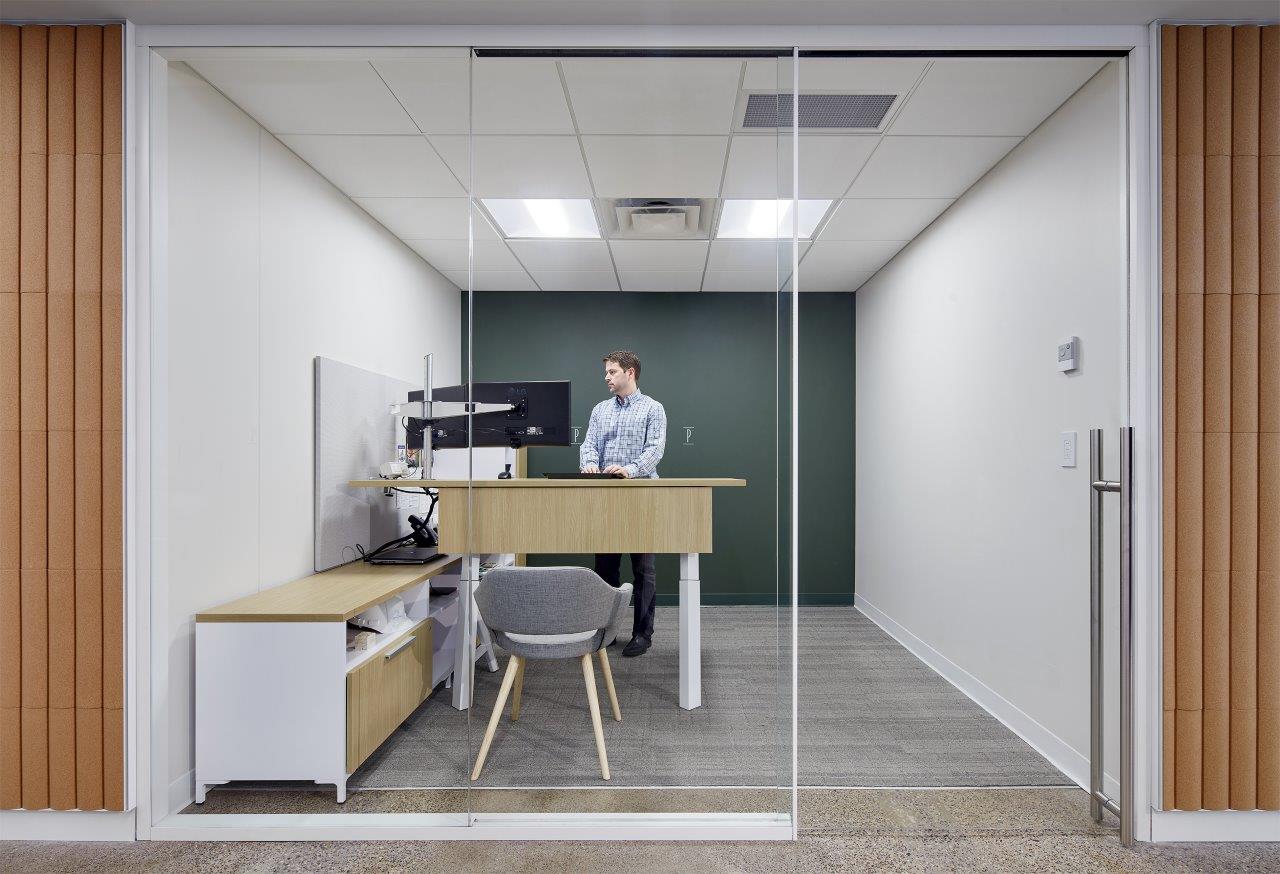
xmin=349 ymin=477 xmax=746 ymax=710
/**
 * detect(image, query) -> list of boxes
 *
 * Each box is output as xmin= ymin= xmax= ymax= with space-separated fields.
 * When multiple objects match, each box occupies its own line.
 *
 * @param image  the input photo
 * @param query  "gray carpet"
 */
xmin=348 ymin=606 xmax=1073 ymax=789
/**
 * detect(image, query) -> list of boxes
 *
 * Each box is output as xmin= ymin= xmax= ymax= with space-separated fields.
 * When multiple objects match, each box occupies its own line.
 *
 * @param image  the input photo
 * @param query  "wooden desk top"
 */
xmin=195 ymin=555 xmax=462 ymax=623
xmin=348 ymin=477 xmax=746 ymax=489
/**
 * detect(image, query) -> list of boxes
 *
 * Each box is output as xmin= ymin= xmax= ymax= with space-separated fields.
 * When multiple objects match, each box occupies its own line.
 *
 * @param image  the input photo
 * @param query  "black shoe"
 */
xmin=622 ymin=636 xmax=651 ymax=658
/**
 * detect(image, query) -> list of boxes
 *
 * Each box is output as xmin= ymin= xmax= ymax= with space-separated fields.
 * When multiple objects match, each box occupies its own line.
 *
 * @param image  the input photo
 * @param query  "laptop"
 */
xmin=367 ymin=546 xmax=441 ymax=565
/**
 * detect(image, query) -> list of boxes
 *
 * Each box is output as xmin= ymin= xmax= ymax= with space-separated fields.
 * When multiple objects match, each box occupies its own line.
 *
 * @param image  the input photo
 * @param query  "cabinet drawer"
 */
xmin=345 ymin=620 xmax=433 ymax=773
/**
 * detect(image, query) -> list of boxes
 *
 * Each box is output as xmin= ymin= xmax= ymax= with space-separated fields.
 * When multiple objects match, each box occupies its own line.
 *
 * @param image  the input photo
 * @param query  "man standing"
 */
xmin=580 ymin=350 xmax=667 ymax=657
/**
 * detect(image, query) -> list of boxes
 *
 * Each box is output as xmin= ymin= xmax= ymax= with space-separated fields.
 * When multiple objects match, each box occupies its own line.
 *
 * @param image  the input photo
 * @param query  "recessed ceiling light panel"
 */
xmin=482 ymin=198 xmax=601 ymax=239
xmin=715 ymin=199 xmax=831 ymax=240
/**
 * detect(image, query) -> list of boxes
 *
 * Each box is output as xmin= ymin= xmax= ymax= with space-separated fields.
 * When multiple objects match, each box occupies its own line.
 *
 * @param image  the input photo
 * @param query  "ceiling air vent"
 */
xmin=742 ymin=93 xmax=897 ymax=130
xmin=606 ymin=198 xmax=711 ymax=239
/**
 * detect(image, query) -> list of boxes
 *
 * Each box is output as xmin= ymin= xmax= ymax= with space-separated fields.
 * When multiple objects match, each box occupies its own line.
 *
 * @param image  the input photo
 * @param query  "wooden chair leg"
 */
xmin=471 ymin=655 xmax=520 ymax=781
xmin=581 ymin=654 xmax=611 ymax=781
xmin=597 ymin=649 xmax=621 ymax=722
xmin=510 ymin=657 xmax=526 ymax=721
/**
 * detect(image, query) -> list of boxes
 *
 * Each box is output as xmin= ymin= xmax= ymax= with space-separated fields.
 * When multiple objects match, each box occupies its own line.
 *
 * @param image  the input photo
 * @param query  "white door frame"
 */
xmin=128 ymin=22 xmax=1156 ymax=843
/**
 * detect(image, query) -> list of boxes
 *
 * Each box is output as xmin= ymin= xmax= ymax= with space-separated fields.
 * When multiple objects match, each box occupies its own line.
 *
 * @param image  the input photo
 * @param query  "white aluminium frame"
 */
xmin=128 ymin=23 xmax=1158 ymax=843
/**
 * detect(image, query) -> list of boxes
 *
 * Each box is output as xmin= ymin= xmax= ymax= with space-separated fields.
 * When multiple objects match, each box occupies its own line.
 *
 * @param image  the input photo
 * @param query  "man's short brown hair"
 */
xmin=603 ymin=350 xmax=641 ymax=380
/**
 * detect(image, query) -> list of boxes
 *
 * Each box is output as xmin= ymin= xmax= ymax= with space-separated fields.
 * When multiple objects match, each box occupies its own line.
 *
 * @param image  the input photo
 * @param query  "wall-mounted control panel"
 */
xmin=1057 ymin=336 xmax=1079 ymax=373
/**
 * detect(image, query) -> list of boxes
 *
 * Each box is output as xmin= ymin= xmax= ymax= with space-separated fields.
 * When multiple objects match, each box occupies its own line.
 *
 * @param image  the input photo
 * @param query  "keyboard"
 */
xmin=542 ymin=472 xmax=626 ymax=479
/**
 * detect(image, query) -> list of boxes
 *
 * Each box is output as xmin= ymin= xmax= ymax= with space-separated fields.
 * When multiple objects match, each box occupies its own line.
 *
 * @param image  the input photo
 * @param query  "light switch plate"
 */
xmin=1061 ymin=430 xmax=1077 ymax=468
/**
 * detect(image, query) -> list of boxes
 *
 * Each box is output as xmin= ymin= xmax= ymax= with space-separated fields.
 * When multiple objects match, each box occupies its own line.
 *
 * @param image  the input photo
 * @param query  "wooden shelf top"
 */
xmin=348 ymin=477 xmax=747 ymax=489
xmin=196 ymin=555 xmax=462 ymax=623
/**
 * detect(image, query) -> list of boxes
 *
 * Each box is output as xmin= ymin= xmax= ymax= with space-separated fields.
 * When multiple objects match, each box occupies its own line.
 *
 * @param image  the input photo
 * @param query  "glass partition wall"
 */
xmin=152 ymin=44 xmax=798 ymax=834
xmin=461 ymin=49 xmax=797 ymax=824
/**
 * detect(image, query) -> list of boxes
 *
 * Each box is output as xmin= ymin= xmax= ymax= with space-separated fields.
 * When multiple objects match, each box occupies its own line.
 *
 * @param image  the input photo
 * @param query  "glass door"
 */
xmin=461 ymin=48 xmax=799 ymax=828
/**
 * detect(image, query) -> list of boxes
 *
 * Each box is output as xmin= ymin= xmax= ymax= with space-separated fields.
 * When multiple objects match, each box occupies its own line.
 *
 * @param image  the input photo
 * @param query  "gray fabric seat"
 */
xmin=471 ymin=566 xmax=631 ymax=781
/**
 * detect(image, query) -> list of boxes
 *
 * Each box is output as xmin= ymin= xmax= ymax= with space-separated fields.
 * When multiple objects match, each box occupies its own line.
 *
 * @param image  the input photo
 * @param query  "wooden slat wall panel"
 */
xmin=1162 ymin=23 xmax=1280 ymax=813
xmin=0 ymin=23 xmax=20 ymax=814
xmin=1258 ymin=22 xmax=1280 ymax=814
xmin=0 ymin=23 xmax=124 ymax=813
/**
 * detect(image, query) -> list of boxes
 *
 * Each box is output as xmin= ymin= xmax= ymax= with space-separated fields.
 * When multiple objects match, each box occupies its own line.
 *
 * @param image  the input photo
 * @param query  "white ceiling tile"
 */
xmin=796 ymin=269 xmax=876 ymax=293
xmin=431 ymin=135 xmax=592 ymax=196
xmin=802 ymin=240 xmax=907 ymax=276
xmin=608 ymin=240 xmax=708 ymax=271
xmin=706 ymin=239 xmax=810 ymax=271
xmin=722 ymin=134 xmax=877 ymax=198
xmin=889 ymin=58 xmax=1107 ymax=136
xmin=405 ymin=239 xmax=520 ymax=271
xmin=525 ymin=269 xmax=620 ymax=292
xmin=353 ymin=197 xmax=498 ymax=240
xmin=373 ymin=58 xmax=575 ymax=135
xmin=845 ymin=136 xmax=1021 ymax=198
xmin=507 ymin=240 xmax=613 ymax=271
xmin=700 ymin=270 xmax=780 ymax=292
xmin=278 ymin=135 xmax=463 ymax=197
xmin=742 ymin=58 xmax=928 ymax=94
xmin=617 ymin=270 xmax=705 ymax=292
xmin=580 ymin=136 xmax=728 ymax=198
xmin=186 ymin=59 xmax=417 ymax=134
xmin=561 ymin=58 xmax=743 ymax=134
xmin=819 ymin=198 xmax=954 ymax=241
xmin=443 ymin=269 xmax=538 ymax=291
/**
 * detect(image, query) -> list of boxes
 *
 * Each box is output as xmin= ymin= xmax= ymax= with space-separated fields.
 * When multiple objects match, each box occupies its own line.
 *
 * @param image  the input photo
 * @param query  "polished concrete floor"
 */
xmin=8 ymin=788 xmax=1278 ymax=872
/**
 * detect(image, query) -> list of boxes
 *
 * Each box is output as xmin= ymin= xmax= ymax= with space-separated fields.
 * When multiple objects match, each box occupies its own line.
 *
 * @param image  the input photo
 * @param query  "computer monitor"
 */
xmin=405 ymin=380 xmax=571 ymax=450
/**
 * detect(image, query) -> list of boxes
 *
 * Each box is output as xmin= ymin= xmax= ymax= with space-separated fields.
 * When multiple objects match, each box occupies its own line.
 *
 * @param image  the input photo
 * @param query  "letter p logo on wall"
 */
xmin=684 ymin=426 xmax=694 ymax=446
xmin=572 ymin=426 xmax=582 ymax=445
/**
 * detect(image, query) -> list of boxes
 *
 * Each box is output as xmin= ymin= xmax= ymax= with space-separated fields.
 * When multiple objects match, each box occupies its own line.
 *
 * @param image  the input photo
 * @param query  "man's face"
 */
xmin=604 ymin=361 xmax=634 ymax=395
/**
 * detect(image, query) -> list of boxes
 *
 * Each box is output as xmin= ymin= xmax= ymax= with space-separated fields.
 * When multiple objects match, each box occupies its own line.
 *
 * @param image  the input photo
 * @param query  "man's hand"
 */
xmin=603 ymin=464 xmax=631 ymax=478
xmin=582 ymin=463 xmax=599 ymax=473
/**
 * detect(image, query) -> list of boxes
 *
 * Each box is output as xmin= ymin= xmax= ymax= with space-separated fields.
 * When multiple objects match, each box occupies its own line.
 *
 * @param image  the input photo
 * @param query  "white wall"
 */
xmin=162 ymin=63 xmax=461 ymax=809
xmin=853 ymin=62 xmax=1125 ymax=788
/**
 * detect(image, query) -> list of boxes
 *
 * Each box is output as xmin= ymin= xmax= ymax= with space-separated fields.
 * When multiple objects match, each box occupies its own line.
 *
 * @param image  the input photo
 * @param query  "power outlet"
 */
xmin=1060 ymin=430 xmax=1077 ymax=468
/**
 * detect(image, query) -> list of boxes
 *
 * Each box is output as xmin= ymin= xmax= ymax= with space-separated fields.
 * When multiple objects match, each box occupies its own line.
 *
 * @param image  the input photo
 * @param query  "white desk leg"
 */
xmin=452 ymin=556 xmax=481 ymax=710
xmin=679 ymin=553 xmax=701 ymax=710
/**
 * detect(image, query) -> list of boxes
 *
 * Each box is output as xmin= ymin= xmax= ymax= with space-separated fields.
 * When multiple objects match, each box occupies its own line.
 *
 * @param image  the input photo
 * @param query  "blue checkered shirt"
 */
xmin=579 ymin=390 xmax=667 ymax=479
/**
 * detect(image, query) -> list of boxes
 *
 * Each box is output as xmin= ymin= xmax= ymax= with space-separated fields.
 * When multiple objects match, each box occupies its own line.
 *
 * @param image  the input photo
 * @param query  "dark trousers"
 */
xmin=594 ymin=552 xmax=656 ymax=642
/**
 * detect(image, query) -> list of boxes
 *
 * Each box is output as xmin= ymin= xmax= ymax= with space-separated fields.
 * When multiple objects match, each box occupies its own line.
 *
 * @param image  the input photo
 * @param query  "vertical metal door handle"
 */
xmin=1088 ymin=427 xmax=1135 ymax=847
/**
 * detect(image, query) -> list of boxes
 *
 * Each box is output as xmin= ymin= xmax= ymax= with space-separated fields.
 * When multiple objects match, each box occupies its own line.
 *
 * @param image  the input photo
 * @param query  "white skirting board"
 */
xmin=853 ymin=594 xmax=1118 ymax=800
xmin=0 ymin=809 xmax=137 ymax=842
xmin=1150 ymin=809 xmax=1280 ymax=843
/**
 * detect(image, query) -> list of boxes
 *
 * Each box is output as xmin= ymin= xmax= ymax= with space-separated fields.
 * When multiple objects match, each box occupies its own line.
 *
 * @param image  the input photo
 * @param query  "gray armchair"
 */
xmin=471 ymin=566 xmax=632 ymax=781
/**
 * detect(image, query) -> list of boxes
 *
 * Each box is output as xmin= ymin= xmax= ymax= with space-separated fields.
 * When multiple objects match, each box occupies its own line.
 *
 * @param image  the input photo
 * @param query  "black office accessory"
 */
xmin=405 ymin=380 xmax=572 ymax=452
xmin=367 ymin=545 xmax=440 ymax=565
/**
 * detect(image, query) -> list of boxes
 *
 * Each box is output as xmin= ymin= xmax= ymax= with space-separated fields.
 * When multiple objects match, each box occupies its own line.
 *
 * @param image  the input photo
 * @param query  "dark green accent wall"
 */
xmin=464 ymin=291 xmax=853 ymax=606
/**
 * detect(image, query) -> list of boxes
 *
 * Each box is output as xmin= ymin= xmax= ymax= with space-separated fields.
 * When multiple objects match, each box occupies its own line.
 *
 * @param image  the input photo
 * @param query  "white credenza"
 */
xmin=194 ymin=555 xmax=462 ymax=803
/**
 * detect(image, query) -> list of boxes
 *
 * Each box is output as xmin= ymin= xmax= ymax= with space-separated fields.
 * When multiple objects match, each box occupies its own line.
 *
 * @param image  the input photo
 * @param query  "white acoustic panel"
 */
xmin=706 ymin=239 xmax=809 ymax=271
xmin=375 ymin=57 xmax=575 ymax=135
xmin=353 ymin=197 xmax=499 ymax=240
xmin=526 ymin=269 xmax=620 ymax=292
xmin=507 ymin=240 xmax=613 ymax=271
xmin=444 ymin=269 xmax=539 ymax=291
xmin=609 ymin=240 xmax=709 ymax=271
xmin=888 ymin=58 xmax=1107 ymax=136
xmin=314 ymin=357 xmax=419 ymax=572
xmin=796 ymin=269 xmax=876 ymax=293
xmin=405 ymin=239 xmax=521 ymax=271
xmin=803 ymin=239 xmax=908 ymax=275
xmin=279 ymin=135 xmax=463 ymax=197
xmin=618 ymin=270 xmax=704 ymax=292
xmin=845 ymin=135 xmax=1021 ymax=198
xmin=581 ymin=136 xmax=728 ymax=198
xmin=701 ymin=269 xmax=781 ymax=292
xmin=741 ymin=57 xmax=928 ymax=94
xmin=819 ymin=198 xmax=955 ymax=241
xmin=722 ymin=134 xmax=878 ymax=198
xmin=560 ymin=58 xmax=743 ymax=134
xmin=187 ymin=59 xmax=418 ymax=135
xmin=432 ymin=135 xmax=592 ymax=197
